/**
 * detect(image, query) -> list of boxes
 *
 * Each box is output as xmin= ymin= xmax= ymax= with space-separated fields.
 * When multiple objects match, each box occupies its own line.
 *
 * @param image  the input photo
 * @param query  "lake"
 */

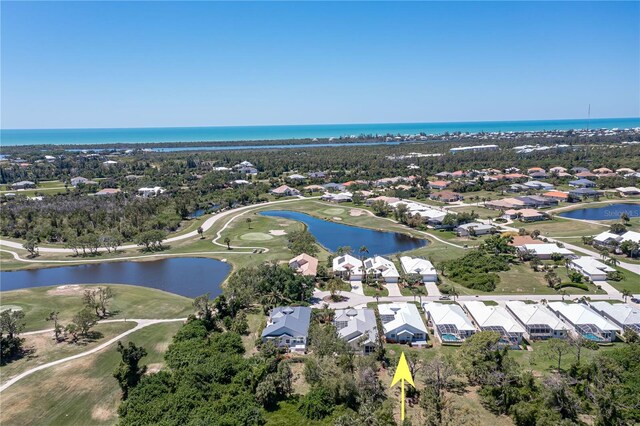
xmin=559 ymin=203 xmax=640 ymax=221
xmin=260 ymin=210 xmax=428 ymax=255
xmin=0 ymin=257 xmax=231 ymax=298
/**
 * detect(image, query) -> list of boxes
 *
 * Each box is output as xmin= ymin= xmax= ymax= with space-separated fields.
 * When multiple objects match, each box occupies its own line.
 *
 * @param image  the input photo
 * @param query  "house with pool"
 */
xmin=261 ymin=306 xmax=312 ymax=352
xmin=505 ymin=301 xmax=570 ymax=340
xmin=378 ymin=303 xmax=428 ymax=346
xmin=589 ymin=302 xmax=640 ymax=334
xmin=547 ymin=302 xmax=621 ymax=343
xmin=423 ymin=302 xmax=475 ymax=344
xmin=463 ymin=301 xmax=525 ymax=349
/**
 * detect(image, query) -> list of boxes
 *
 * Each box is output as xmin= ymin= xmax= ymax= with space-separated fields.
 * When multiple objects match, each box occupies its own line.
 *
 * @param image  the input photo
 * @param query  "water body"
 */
xmin=260 ymin=210 xmax=427 ymax=255
xmin=0 ymin=257 xmax=231 ymax=298
xmin=2 ymin=117 xmax=639 ymax=146
xmin=559 ymin=203 xmax=640 ymax=221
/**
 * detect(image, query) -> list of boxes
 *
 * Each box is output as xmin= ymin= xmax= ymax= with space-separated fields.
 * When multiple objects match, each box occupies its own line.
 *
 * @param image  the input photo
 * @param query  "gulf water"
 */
xmin=2 ymin=117 xmax=639 ymax=146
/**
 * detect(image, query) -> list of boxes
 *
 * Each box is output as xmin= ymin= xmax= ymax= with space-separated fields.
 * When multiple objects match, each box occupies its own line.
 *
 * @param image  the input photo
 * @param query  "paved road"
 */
xmin=0 ymin=318 xmax=187 ymax=393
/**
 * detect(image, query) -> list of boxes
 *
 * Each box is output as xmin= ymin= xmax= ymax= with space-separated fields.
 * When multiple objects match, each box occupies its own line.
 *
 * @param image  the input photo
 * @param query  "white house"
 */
xmin=455 ymin=222 xmax=495 ymax=237
xmin=363 ymin=256 xmax=400 ymax=283
xmin=138 ymin=186 xmax=165 ymax=197
xmin=589 ymin=302 xmax=640 ymax=334
xmin=423 ymin=302 xmax=475 ymax=343
xmin=569 ymin=257 xmax=615 ymax=281
xmin=518 ymin=243 xmax=575 ymax=260
xmin=378 ymin=303 xmax=428 ymax=345
xmin=332 ymin=254 xmax=363 ymax=281
xmin=334 ymin=308 xmax=378 ymax=354
xmin=261 ymin=306 xmax=312 ymax=352
xmin=399 ymin=256 xmax=437 ymax=282
xmin=547 ymin=302 xmax=621 ymax=343
xmin=593 ymin=230 xmax=640 ymax=248
xmin=505 ymin=301 xmax=570 ymax=340
xmin=463 ymin=301 xmax=525 ymax=349
xmin=388 ymin=200 xmax=448 ymax=225
xmin=270 ymin=185 xmax=301 ymax=197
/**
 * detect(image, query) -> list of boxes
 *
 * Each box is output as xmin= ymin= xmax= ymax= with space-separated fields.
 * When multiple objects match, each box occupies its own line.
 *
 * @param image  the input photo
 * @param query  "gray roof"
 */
xmin=334 ymin=308 xmax=377 ymax=345
xmin=261 ymin=306 xmax=312 ymax=338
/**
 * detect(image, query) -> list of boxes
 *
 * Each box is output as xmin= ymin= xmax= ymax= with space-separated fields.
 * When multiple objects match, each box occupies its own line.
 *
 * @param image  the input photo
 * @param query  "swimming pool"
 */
xmin=582 ymin=333 xmax=603 ymax=342
xmin=441 ymin=333 xmax=461 ymax=342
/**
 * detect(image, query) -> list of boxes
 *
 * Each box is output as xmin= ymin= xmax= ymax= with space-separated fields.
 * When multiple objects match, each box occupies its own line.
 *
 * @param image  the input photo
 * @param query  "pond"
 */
xmin=559 ymin=203 xmax=640 ymax=221
xmin=260 ymin=210 xmax=428 ymax=255
xmin=0 ymin=257 xmax=231 ymax=298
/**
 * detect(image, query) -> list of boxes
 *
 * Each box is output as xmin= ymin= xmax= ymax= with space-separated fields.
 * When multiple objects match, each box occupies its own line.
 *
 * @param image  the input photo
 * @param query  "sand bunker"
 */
xmin=333 ymin=217 xmax=343 ymax=221
xmin=0 ymin=305 xmax=23 ymax=312
xmin=269 ymin=230 xmax=287 ymax=236
xmin=240 ymin=232 xmax=274 ymax=241
xmin=350 ymin=209 xmax=365 ymax=217
xmin=47 ymin=284 xmax=83 ymax=296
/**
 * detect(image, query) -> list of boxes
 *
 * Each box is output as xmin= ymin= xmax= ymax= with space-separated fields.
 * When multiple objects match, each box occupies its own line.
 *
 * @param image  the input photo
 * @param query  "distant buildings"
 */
xmin=10 ymin=180 xmax=35 ymax=190
xmin=71 ymin=176 xmax=98 ymax=187
xmin=138 ymin=186 xmax=165 ymax=197
xmin=449 ymin=144 xmax=499 ymax=154
xmin=455 ymin=222 xmax=495 ymax=237
xmin=517 ymin=243 xmax=575 ymax=260
xmin=95 ymin=188 xmax=121 ymax=196
xmin=270 ymin=185 xmax=301 ymax=197
xmin=261 ymin=306 xmax=312 ymax=352
xmin=429 ymin=190 xmax=463 ymax=203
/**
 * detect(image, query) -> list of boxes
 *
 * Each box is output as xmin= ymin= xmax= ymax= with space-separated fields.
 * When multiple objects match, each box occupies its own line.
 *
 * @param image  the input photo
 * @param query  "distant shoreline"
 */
xmin=2 ymin=117 xmax=639 ymax=147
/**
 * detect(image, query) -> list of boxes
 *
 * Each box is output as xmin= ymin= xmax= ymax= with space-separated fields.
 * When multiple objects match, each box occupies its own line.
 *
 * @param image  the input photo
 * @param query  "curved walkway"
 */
xmin=0 ymin=318 xmax=187 ymax=393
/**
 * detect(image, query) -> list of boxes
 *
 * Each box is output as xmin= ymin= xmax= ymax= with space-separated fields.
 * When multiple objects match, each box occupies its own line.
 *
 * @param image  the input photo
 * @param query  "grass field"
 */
xmin=517 ymin=217 xmax=608 ymax=237
xmin=0 ymin=321 xmax=183 ymax=425
xmin=0 ymin=284 xmax=194 ymax=331
xmin=0 ymin=321 xmax=136 ymax=386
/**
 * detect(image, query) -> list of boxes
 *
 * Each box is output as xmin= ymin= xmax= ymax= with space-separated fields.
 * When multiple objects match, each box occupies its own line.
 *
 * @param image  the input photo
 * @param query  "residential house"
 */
xmin=509 ymin=235 xmax=544 ymax=247
xmin=589 ymin=302 xmax=640 ymax=334
xmin=323 ymin=183 xmax=346 ymax=192
xmin=527 ymin=167 xmax=545 ymax=174
xmin=569 ymin=257 xmax=615 ymax=281
xmin=287 ymin=174 xmax=306 ymax=181
xmin=593 ymin=230 xmax=640 ymax=248
xmin=378 ymin=303 xmax=428 ymax=345
xmin=575 ymin=171 xmax=597 ymax=179
xmin=463 ymin=301 xmax=525 ymax=349
xmin=518 ymin=243 xmax=575 ymax=259
xmin=366 ymin=196 xmax=400 ymax=205
xmin=449 ymin=144 xmax=498 ymax=154
xmin=303 ymin=184 xmax=325 ymax=192
xmin=571 ymin=167 xmax=590 ymax=174
xmin=508 ymin=184 xmax=529 ymax=193
xmin=593 ymin=167 xmax=613 ymax=175
xmin=399 ymin=256 xmax=437 ymax=282
xmin=505 ymin=301 xmax=570 ymax=340
xmin=429 ymin=190 xmax=463 ymax=203
xmin=569 ymin=179 xmax=596 ymax=188
xmin=321 ymin=192 xmax=353 ymax=203
xmin=261 ymin=306 xmax=312 ymax=352
xmin=524 ymin=181 xmax=554 ymax=190
xmin=455 ymin=222 xmax=495 ymax=237
xmin=95 ymin=188 xmax=121 ymax=196
xmin=334 ymin=308 xmax=378 ymax=354
xmin=518 ymin=209 xmax=547 ymax=222
xmin=270 ymin=185 xmax=301 ymax=197
xmin=423 ymin=302 xmax=476 ymax=344
xmin=289 ymin=253 xmax=319 ymax=277
xmin=429 ymin=180 xmax=451 ymax=190
xmin=516 ymin=195 xmax=557 ymax=208
xmin=10 ymin=181 xmax=36 ymax=190
xmin=332 ymin=254 xmax=364 ymax=281
xmin=529 ymin=171 xmax=548 ymax=179
xmin=549 ymin=166 xmax=567 ymax=174
xmin=547 ymin=302 xmax=621 ymax=343
xmin=616 ymin=187 xmax=640 ymax=196
xmin=388 ymin=200 xmax=448 ymax=226
xmin=138 ymin=186 xmax=165 ymax=197
xmin=308 ymin=171 xmax=326 ymax=179
xmin=71 ymin=176 xmax=98 ymax=187
xmin=363 ymin=256 xmax=400 ymax=283
xmin=569 ymin=188 xmax=600 ymax=199
xmin=543 ymin=191 xmax=570 ymax=202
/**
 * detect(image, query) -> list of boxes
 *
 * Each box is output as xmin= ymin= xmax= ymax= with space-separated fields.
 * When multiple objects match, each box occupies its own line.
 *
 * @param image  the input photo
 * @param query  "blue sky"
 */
xmin=1 ymin=1 xmax=638 ymax=129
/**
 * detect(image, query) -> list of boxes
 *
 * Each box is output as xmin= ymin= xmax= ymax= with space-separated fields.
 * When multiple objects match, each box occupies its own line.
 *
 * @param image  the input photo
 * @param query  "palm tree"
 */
xmin=224 ymin=237 xmax=231 ymax=250
xmin=197 ymin=226 xmax=204 ymax=239
xmin=246 ymin=218 xmax=252 ymax=229
xmin=605 ymin=256 xmax=619 ymax=267
xmin=359 ymin=246 xmax=369 ymax=282
xmin=560 ymin=290 xmax=568 ymax=301
xmin=449 ymin=286 xmax=459 ymax=301
xmin=622 ymin=289 xmax=632 ymax=302
xmin=327 ymin=277 xmax=342 ymax=302
xmin=599 ymin=249 xmax=609 ymax=261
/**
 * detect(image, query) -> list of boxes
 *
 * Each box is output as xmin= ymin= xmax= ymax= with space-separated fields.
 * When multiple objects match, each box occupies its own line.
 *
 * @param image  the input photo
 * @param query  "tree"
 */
xmin=0 ymin=309 xmax=26 ymax=364
xmin=336 ymin=246 xmax=353 ymax=256
xmin=46 ymin=311 xmax=63 ymax=342
xmin=197 ymin=226 xmax=204 ymax=239
xmin=326 ymin=277 xmax=343 ymax=301
xmin=113 ymin=341 xmax=147 ymax=399
xmin=193 ymin=293 xmax=215 ymax=329
xmin=359 ymin=245 xmax=369 ymax=282
xmin=95 ymin=287 xmax=114 ymax=317
xmin=420 ymin=355 xmax=459 ymax=426
xmin=620 ymin=212 xmax=630 ymax=224
xmin=224 ymin=236 xmax=231 ymax=250
xmin=72 ymin=307 xmax=97 ymax=336
xmin=621 ymin=289 xmax=632 ymax=302
xmin=23 ymin=238 xmax=39 ymax=257
xmin=610 ymin=223 xmax=627 ymax=234
xmin=246 ymin=218 xmax=252 ymax=229
xmin=134 ymin=230 xmax=167 ymax=251
xmin=459 ymin=331 xmax=504 ymax=384
xmin=83 ymin=288 xmax=100 ymax=317
xmin=543 ymin=338 xmax=572 ymax=371
xmin=568 ymin=334 xmax=598 ymax=364
xmin=287 ymin=229 xmax=319 ymax=256
xmin=64 ymin=323 xmax=80 ymax=343
xmin=298 ymin=386 xmax=334 ymax=420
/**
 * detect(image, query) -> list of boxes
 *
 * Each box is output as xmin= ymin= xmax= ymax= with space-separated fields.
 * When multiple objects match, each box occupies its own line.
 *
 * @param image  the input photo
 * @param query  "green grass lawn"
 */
xmin=0 ymin=321 xmax=183 ymax=426
xmin=517 ymin=217 xmax=609 ymax=237
xmin=447 ymin=205 xmax=500 ymax=219
xmin=0 ymin=321 xmax=136 ymax=386
xmin=0 ymin=284 xmax=194 ymax=331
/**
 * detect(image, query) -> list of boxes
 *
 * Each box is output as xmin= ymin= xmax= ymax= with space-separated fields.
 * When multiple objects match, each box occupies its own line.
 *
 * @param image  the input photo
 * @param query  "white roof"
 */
xmin=547 ymin=302 xmax=622 ymax=332
xmin=521 ymin=243 xmax=574 ymax=256
xmin=594 ymin=230 xmax=640 ymax=244
xmin=400 ymin=256 xmax=436 ymax=275
xmin=615 ymin=186 xmax=640 ymax=192
xmin=505 ymin=301 xmax=570 ymax=331
xmin=464 ymin=301 xmax=525 ymax=333
xmin=388 ymin=200 xmax=447 ymax=221
xmin=332 ymin=254 xmax=363 ymax=274
xmin=363 ymin=256 xmax=399 ymax=279
xmin=379 ymin=303 xmax=428 ymax=334
xmin=590 ymin=302 xmax=640 ymax=327
xmin=423 ymin=302 xmax=475 ymax=332
xmin=570 ymin=256 xmax=615 ymax=276
xmin=138 ymin=186 xmax=164 ymax=192
xmin=457 ymin=222 xmax=494 ymax=231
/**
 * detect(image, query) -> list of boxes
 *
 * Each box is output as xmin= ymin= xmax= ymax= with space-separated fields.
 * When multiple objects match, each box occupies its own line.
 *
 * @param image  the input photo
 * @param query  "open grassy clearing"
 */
xmin=0 ymin=321 xmax=136 ymax=386
xmin=0 ymin=284 xmax=193 ymax=331
xmin=517 ymin=217 xmax=608 ymax=237
xmin=0 ymin=321 xmax=182 ymax=426
xmin=447 ymin=205 xmax=500 ymax=218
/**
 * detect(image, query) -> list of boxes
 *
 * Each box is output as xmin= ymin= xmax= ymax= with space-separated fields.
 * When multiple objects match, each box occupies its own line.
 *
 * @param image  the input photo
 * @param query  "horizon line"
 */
xmin=3 ymin=116 xmax=639 ymax=132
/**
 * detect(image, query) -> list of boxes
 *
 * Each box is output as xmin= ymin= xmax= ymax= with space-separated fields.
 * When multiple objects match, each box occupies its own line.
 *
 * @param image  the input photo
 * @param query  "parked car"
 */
xmin=439 ymin=296 xmax=451 ymax=300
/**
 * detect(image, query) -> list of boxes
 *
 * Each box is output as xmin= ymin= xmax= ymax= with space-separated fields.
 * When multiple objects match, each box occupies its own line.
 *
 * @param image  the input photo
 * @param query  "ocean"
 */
xmin=1 ymin=117 xmax=639 ymax=146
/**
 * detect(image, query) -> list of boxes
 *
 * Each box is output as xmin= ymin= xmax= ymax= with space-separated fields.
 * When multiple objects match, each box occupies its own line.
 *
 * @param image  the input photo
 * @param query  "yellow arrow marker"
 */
xmin=390 ymin=352 xmax=415 ymax=421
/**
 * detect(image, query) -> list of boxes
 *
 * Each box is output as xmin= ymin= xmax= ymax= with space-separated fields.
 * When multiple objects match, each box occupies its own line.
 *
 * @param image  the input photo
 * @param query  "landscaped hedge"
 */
xmin=556 ymin=282 xmax=589 ymax=291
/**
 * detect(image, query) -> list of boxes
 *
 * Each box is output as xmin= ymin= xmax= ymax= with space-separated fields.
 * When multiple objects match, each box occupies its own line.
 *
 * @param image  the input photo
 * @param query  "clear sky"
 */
xmin=1 ymin=1 xmax=639 ymax=129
